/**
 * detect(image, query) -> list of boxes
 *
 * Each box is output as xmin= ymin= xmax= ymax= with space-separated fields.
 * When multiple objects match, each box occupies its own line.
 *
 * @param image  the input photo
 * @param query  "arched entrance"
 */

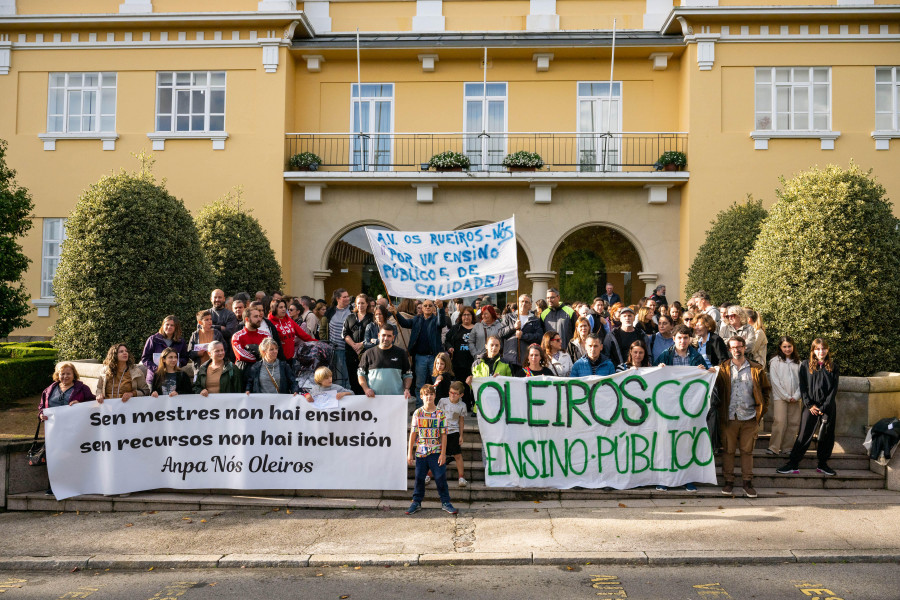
xmin=550 ymin=225 xmax=643 ymax=305
xmin=324 ymin=224 xmax=390 ymax=300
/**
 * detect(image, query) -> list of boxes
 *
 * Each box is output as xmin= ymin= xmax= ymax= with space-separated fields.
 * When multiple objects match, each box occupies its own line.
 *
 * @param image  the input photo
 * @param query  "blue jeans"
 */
xmin=332 ymin=348 xmax=349 ymax=389
xmin=413 ymin=354 xmax=435 ymax=409
xmin=413 ymin=452 xmax=451 ymax=504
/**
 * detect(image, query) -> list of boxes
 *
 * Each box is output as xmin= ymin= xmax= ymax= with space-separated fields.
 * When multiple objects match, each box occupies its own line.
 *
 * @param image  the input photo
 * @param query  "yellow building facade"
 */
xmin=1 ymin=0 xmax=898 ymax=337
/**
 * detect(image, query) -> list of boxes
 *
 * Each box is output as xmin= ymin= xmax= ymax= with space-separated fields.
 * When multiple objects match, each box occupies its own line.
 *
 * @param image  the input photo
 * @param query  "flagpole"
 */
xmin=356 ymin=28 xmax=362 ymax=137
xmin=606 ymin=18 xmax=616 ymax=133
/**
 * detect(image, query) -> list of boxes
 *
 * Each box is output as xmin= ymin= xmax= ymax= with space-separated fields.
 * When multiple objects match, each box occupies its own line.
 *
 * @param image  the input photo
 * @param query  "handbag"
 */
xmin=26 ymin=419 xmax=46 ymax=467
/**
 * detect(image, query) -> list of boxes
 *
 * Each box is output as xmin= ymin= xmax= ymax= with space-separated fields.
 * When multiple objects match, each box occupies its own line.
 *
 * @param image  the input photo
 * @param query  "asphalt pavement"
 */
xmin=0 ymin=564 xmax=898 ymax=600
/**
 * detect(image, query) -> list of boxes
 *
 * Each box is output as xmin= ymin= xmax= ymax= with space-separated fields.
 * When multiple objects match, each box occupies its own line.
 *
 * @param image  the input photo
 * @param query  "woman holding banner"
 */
xmin=96 ymin=343 xmax=150 ymax=402
xmin=470 ymin=336 xmax=513 ymax=381
xmin=244 ymin=338 xmax=299 ymax=395
xmin=542 ymin=331 xmax=573 ymax=376
xmin=514 ymin=344 xmax=555 ymax=377
xmin=151 ymin=348 xmax=194 ymax=397
xmin=195 ymin=341 xmax=244 ymax=395
xmin=616 ymin=340 xmax=651 ymax=372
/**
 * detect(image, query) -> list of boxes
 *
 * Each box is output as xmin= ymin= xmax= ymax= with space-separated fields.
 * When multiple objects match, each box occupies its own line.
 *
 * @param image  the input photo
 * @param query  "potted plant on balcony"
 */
xmin=502 ymin=150 xmax=544 ymax=172
xmin=654 ymin=151 xmax=687 ymax=172
xmin=289 ymin=151 xmax=322 ymax=171
xmin=428 ymin=151 xmax=470 ymax=172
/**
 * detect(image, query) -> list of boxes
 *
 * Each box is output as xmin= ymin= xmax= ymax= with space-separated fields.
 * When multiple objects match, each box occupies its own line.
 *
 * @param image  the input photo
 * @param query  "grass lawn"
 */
xmin=1 ymin=395 xmax=41 ymax=440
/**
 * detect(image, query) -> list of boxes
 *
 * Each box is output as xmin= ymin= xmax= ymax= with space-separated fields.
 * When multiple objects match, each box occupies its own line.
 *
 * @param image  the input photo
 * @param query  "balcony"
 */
xmin=284 ymin=132 xmax=688 ymax=202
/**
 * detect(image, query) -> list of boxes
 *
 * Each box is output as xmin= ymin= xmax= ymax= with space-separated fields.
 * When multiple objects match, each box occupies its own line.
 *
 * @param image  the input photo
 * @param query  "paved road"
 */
xmin=1 ymin=564 xmax=897 ymax=600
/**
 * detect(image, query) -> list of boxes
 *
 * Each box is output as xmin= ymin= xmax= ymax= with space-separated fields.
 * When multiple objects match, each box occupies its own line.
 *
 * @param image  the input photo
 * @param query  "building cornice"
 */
xmin=292 ymin=30 xmax=682 ymax=50
xmin=661 ymin=5 xmax=900 ymax=35
xmin=0 ymin=11 xmax=314 ymax=37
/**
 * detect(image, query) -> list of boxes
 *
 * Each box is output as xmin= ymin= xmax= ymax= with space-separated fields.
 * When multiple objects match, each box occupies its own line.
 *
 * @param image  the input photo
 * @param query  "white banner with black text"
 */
xmin=43 ymin=394 xmax=407 ymax=499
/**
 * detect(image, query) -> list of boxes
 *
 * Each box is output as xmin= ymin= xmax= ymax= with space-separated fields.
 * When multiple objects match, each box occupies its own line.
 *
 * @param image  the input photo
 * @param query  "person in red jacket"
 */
xmin=232 ymin=306 xmax=271 ymax=367
xmin=268 ymin=298 xmax=314 ymax=366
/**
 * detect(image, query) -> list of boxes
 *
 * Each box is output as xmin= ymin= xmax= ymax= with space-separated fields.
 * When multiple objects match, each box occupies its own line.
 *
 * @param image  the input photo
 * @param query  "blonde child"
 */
xmin=438 ymin=381 xmax=468 ymax=487
xmin=304 ymin=366 xmax=353 ymax=402
xmin=406 ymin=383 xmax=457 ymax=515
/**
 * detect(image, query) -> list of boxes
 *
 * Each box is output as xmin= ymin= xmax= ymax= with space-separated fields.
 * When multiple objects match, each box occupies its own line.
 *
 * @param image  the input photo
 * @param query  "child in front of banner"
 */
xmin=406 ymin=383 xmax=458 ymax=515
xmin=438 ymin=381 xmax=468 ymax=488
xmin=304 ymin=366 xmax=353 ymax=402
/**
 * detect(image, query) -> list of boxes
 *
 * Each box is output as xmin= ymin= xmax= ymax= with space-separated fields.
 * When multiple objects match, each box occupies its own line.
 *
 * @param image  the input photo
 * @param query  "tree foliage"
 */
xmin=0 ymin=139 xmax=35 ymax=338
xmin=684 ymin=196 xmax=767 ymax=304
xmin=741 ymin=164 xmax=900 ymax=376
xmin=53 ymin=158 xmax=214 ymax=360
xmin=559 ymin=249 xmax=605 ymax=304
xmin=195 ymin=188 xmax=283 ymax=296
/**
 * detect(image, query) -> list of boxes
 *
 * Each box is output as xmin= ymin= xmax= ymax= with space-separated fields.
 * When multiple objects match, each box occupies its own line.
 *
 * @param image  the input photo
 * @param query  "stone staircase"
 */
xmin=5 ymin=412 xmax=885 ymax=512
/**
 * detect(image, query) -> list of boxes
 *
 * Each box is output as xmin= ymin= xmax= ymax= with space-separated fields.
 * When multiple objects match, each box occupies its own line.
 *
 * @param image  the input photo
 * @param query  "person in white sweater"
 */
xmin=767 ymin=336 xmax=802 ymax=455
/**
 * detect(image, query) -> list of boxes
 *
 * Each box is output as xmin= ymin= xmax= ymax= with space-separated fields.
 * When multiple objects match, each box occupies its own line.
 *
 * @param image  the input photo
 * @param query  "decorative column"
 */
xmin=312 ymin=269 xmax=332 ymax=300
xmin=525 ymin=271 xmax=556 ymax=301
xmin=637 ymin=271 xmax=659 ymax=298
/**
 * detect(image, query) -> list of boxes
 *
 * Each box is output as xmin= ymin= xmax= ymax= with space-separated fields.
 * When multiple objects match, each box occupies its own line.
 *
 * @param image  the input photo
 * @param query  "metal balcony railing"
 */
xmin=284 ymin=132 xmax=688 ymax=173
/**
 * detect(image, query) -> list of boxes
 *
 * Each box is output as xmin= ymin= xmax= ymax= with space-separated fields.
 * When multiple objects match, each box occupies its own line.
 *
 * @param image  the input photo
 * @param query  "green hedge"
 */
xmin=0 ymin=356 xmax=56 ymax=403
xmin=0 ymin=343 xmax=57 ymax=359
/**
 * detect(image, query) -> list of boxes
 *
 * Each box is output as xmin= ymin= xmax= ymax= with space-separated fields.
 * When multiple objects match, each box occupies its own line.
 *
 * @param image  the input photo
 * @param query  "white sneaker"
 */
xmin=458 ymin=477 xmax=468 ymax=488
xmin=424 ymin=475 xmax=431 ymax=484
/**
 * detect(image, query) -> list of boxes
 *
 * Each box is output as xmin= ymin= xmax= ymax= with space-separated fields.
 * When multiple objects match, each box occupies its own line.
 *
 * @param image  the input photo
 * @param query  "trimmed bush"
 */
xmin=195 ymin=188 xmax=284 ymax=296
xmin=0 ymin=138 xmax=35 ymax=338
xmin=684 ymin=196 xmax=767 ymax=304
xmin=0 ymin=356 xmax=55 ymax=402
xmin=0 ymin=343 xmax=57 ymax=359
xmin=741 ymin=164 xmax=900 ymax=376
xmin=53 ymin=158 xmax=214 ymax=361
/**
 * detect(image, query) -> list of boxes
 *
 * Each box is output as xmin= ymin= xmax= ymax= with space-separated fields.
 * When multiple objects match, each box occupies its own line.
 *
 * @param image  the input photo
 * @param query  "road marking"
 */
xmin=0 ymin=578 xmax=28 ymax=594
xmin=147 ymin=581 xmax=198 ymax=600
xmin=57 ymin=586 xmax=101 ymax=599
xmin=590 ymin=575 xmax=627 ymax=598
xmin=693 ymin=583 xmax=731 ymax=597
xmin=792 ymin=581 xmax=845 ymax=600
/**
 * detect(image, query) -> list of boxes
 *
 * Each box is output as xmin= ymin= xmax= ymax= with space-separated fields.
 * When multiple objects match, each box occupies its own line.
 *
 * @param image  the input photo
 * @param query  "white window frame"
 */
xmin=39 ymin=72 xmax=119 ymax=151
xmin=751 ymin=66 xmax=840 ymax=151
xmin=40 ymin=218 xmax=66 ymax=300
xmin=148 ymin=71 xmax=229 ymax=150
xmin=576 ymin=81 xmax=623 ymax=172
xmin=873 ymin=66 xmax=900 ymax=150
xmin=463 ymin=82 xmax=508 ymax=171
xmin=349 ymin=83 xmax=395 ymax=172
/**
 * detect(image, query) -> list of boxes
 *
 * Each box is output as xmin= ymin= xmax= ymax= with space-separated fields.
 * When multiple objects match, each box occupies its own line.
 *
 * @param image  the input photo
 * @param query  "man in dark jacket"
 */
xmin=542 ymin=288 xmax=575 ymax=347
xmin=500 ymin=294 xmax=544 ymax=367
xmin=600 ymin=282 xmax=621 ymax=306
xmin=391 ymin=299 xmax=449 ymax=408
xmin=603 ymin=306 xmax=643 ymax=366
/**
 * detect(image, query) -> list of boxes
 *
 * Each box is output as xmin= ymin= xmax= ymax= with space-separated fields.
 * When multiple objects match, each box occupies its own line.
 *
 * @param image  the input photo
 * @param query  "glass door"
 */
xmin=577 ymin=82 xmax=621 ymax=172
xmin=464 ymin=82 xmax=507 ymax=172
xmin=351 ymin=84 xmax=393 ymax=171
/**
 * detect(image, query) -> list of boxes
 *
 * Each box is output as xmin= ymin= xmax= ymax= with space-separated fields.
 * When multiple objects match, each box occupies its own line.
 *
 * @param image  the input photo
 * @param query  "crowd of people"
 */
xmin=38 ymin=284 xmax=840 ymax=503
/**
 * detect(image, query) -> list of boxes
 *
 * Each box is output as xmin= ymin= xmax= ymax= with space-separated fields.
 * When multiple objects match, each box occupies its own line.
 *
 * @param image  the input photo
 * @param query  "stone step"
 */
xmin=9 ymin=474 xmax=890 ymax=512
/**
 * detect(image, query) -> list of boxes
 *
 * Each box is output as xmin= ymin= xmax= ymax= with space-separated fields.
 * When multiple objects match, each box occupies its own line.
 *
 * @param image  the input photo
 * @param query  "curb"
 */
xmin=1 ymin=550 xmax=899 ymax=570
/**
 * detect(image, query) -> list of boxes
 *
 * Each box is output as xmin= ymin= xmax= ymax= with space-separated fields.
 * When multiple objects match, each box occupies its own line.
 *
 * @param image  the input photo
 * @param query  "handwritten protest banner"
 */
xmin=44 ymin=394 xmax=407 ymax=499
xmin=475 ymin=368 xmax=718 ymax=489
xmin=366 ymin=217 xmax=518 ymax=300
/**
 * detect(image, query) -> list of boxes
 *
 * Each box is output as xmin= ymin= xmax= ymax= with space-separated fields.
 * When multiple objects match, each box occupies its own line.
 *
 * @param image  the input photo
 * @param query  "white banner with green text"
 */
xmin=475 ymin=368 xmax=718 ymax=489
